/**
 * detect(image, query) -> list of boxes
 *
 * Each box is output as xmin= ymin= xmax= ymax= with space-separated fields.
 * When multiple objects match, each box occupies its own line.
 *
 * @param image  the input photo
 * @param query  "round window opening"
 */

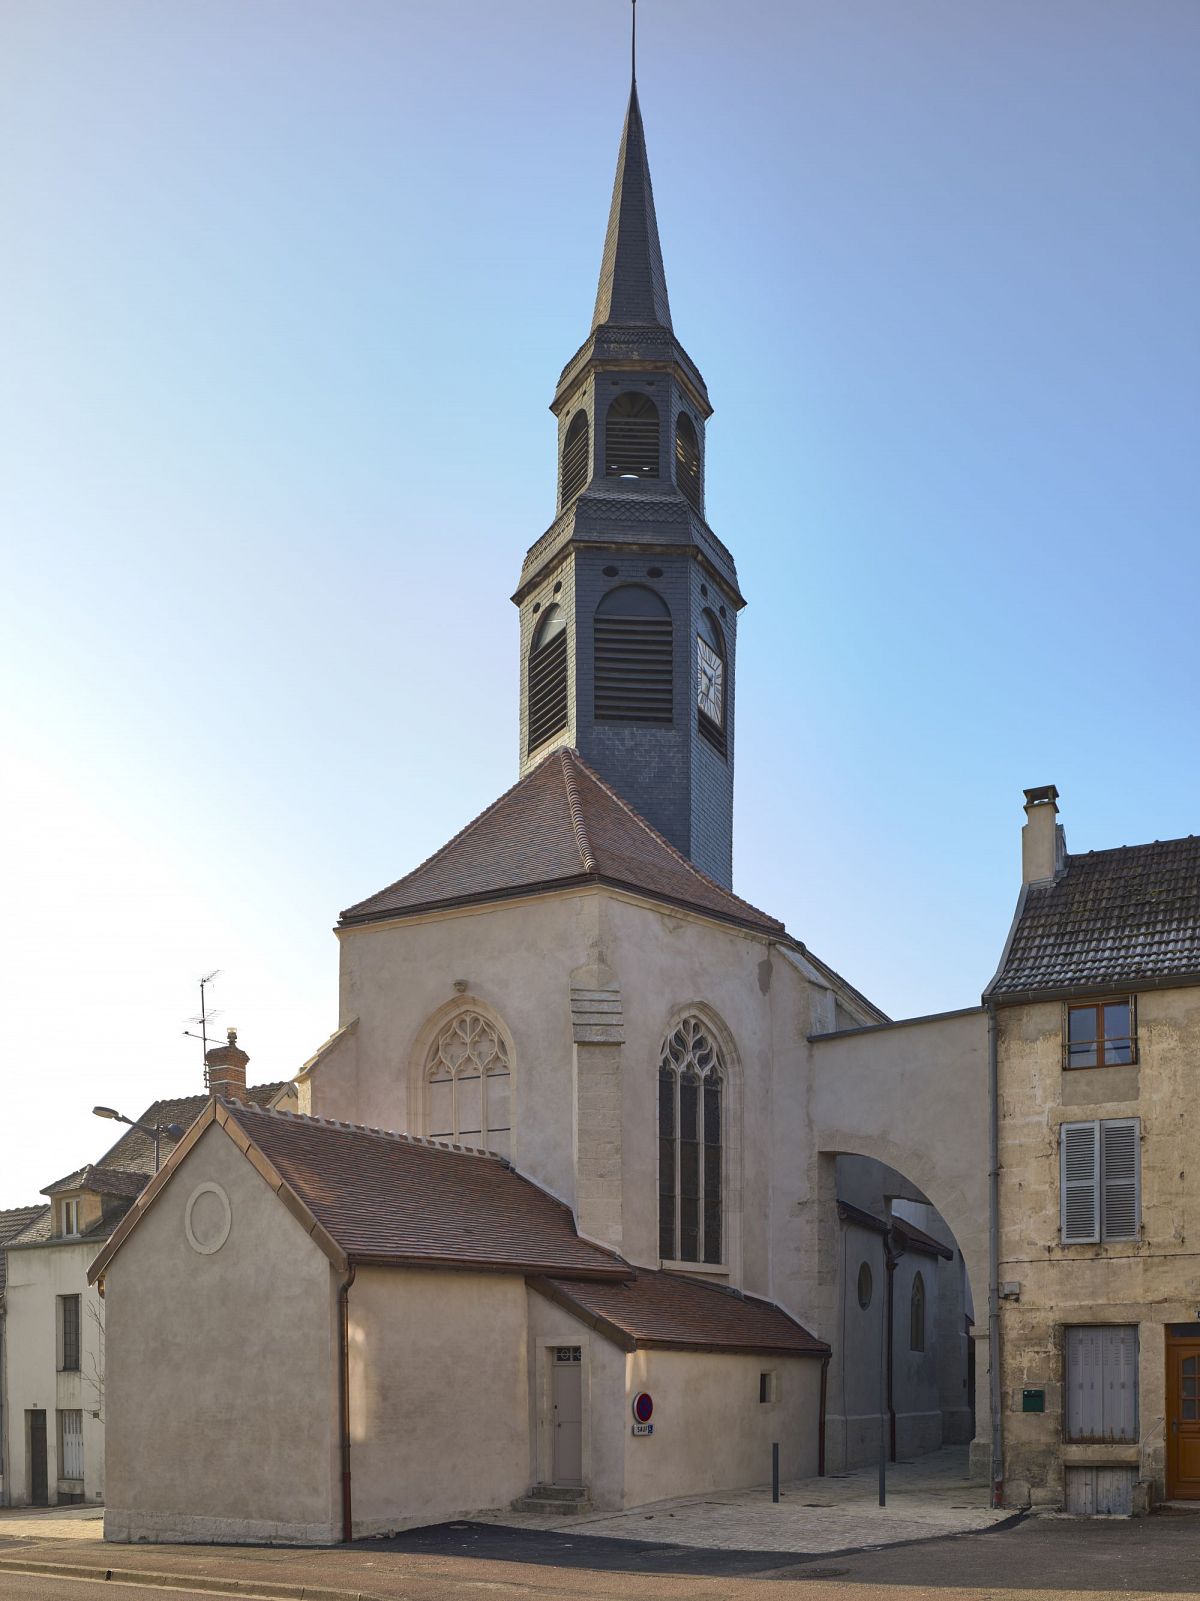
xmin=857 ymin=1262 xmax=873 ymax=1309
xmin=185 ymin=1182 xmax=232 ymax=1257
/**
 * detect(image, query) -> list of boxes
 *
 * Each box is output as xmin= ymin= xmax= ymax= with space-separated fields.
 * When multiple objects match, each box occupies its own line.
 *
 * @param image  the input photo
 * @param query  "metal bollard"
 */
xmin=772 ymin=1441 xmax=780 ymax=1503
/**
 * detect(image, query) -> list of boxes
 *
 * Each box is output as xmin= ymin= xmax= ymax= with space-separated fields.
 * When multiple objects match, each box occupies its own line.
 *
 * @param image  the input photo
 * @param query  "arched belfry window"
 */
xmin=658 ymin=1017 xmax=723 ymax=1264
xmin=527 ymin=604 xmax=568 ymax=753
xmin=675 ymin=413 xmax=701 ymax=511
xmin=605 ymin=393 xmax=659 ymax=480
xmin=696 ymin=609 xmax=726 ymax=756
xmin=594 ymin=585 xmax=673 ymax=724
xmin=910 ymin=1271 xmax=926 ymax=1352
xmin=560 ymin=411 xmax=589 ymax=507
xmin=426 ymin=1011 xmax=511 ymax=1158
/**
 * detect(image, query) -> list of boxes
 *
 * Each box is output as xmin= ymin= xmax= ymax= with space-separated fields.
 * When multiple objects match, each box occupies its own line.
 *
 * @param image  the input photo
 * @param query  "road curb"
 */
xmin=0 ymin=1557 xmax=378 ymax=1601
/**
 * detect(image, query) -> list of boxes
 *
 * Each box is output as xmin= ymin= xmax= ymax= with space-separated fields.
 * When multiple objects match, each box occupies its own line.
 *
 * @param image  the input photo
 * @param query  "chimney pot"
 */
xmin=1021 ymin=785 xmax=1064 ymax=885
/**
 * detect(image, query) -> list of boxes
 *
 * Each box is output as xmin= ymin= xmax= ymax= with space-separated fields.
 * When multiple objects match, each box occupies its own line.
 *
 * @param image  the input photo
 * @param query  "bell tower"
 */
xmin=513 ymin=68 xmax=743 ymax=890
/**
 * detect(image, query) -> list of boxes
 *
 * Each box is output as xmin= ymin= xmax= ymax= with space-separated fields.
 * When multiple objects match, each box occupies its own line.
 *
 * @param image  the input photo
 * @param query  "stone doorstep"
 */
xmin=511 ymin=1485 xmax=593 ymax=1517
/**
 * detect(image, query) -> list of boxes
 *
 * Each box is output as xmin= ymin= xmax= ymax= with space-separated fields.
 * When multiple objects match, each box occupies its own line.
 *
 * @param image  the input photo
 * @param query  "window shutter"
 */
xmin=1101 ymin=1118 xmax=1140 ymax=1241
xmin=1061 ymin=1121 xmax=1100 ymax=1244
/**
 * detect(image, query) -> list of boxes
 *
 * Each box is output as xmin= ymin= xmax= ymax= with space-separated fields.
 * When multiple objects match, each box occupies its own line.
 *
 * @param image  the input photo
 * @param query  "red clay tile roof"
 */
xmin=987 ymin=835 xmax=1200 ymax=1001
xmin=339 ymin=747 xmax=785 ymax=937
xmin=532 ymin=1269 xmax=829 ymax=1357
xmin=221 ymin=1101 xmax=629 ymax=1279
xmin=43 ymin=1165 xmax=150 ymax=1199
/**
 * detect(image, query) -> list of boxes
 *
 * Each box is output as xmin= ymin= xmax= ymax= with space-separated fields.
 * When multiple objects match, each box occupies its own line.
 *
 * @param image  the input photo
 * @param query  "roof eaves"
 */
xmin=527 ymin=1275 xmax=637 ymax=1350
xmin=989 ymin=969 xmax=1200 ymax=1008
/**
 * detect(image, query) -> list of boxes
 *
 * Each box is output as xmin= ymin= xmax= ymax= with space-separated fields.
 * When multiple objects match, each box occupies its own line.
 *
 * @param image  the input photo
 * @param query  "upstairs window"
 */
xmin=1061 ymin=1118 xmax=1140 ymax=1244
xmin=426 ymin=1011 xmax=512 ymax=1158
xmin=59 ymin=1198 xmax=80 ymax=1238
xmin=675 ymin=413 xmax=701 ymax=510
xmin=560 ymin=412 xmax=590 ymax=507
xmin=527 ymin=605 xmax=568 ymax=754
xmin=57 ymin=1294 xmax=81 ymax=1372
xmin=594 ymin=585 xmax=673 ymax=724
xmin=659 ymin=1017 xmax=723 ymax=1265
xmin=1067 ymin=998 xmax=1135 ymax=1069
xmin=696 ymin=609 xmax=726 ymax=756
xmin=605 ymin=393 xmax=659 ymax=479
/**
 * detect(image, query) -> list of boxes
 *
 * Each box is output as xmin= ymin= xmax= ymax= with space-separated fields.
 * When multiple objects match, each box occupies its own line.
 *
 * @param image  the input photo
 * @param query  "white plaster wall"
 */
xmin=347 ymin=1266 xmax=530 ymax=1534
xmin=526 ymin=1290 xmax=626 ymax=1509
xmin=2 ymin=1240 xmax=105 ymax=1506
xmin=102 ymin=1124 xmax=339 ymax=1544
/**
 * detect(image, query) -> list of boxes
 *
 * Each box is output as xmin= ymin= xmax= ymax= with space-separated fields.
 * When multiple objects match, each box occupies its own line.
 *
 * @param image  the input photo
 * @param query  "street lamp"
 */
xmin=93 ymin=1106 xmax=185 ymax=1174
xmin=879 ymin=1229 xmax=906 ymax=1507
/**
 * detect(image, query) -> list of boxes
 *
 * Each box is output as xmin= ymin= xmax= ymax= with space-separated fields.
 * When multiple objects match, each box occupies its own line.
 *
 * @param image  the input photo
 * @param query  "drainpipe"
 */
xmin=818 ymin=1354 xmax=830 ymax=1476
xmin=987 ymin=1003 xmax=1003 ymax=1507
xmin=338 ymin=1264 xmax=357 ymax=1543
xmin=885 ymin=1239 xmax=897 ymax=1463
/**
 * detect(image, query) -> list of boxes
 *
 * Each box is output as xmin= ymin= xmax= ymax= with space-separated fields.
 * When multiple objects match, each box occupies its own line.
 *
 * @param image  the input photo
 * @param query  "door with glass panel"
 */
xmin=1167 ymin=1335 xmax=1200 ymax=1500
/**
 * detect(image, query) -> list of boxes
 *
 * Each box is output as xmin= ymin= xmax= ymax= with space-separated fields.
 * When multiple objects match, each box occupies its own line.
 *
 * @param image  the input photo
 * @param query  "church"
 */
xmin=89 ymin=62 xmax=981 ymax=1544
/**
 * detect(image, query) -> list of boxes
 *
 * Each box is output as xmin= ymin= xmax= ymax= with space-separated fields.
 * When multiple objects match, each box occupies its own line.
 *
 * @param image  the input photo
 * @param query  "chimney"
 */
xmin=1022 ymin=785 xmax=1064 ymax=885
xmin=206 ymin=1027 xmax=249 ymax=1102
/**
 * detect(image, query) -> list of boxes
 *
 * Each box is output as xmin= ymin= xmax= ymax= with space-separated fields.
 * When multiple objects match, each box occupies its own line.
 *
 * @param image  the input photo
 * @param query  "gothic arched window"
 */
xmin=605 ymin=393 xmax=660 ymax=479
xmin=696 ymin=608 xmax=726 ymax=755
xmin=594 ymin=585 xmax=673 ymax=724
xmin=658 ymin=1017 xmax=723 ymax=1264
xmin=527 ymin=605 xmax=568 ymax=753
xmin=675 ymin=413 xmax=701 ymax=511
xmin=426 ymin=1012 xmax=511 ymax=1157
xmin=560 ymin=411 xmax=590 ymax=507
xmin=910 ymin=1271 xmax=926 ymax=1352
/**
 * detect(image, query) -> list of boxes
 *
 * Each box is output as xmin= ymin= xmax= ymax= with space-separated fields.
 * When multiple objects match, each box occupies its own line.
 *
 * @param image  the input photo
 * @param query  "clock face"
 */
xmin=697 ymin=635 xmax=724 ymax=726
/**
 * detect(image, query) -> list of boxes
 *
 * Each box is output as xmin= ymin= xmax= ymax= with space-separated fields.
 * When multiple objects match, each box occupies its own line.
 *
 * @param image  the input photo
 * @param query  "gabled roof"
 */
xmin=43 ymin=1165 xmax=149 ymax=1199
xmin=592 ymin=83 xmax=672 ymax=332
xmin=986 ymin=834 xmax=1200 ymax=1002
xmin=0 ymin=1206 xmax=48 ymax=1297
xmin=90 ymin=1100 xmax=630 ymax=1286
xmin=339 ymin=747 xmax=785 ymax=938
xmin=531 ymin=1270 xmax=829 ymax=1358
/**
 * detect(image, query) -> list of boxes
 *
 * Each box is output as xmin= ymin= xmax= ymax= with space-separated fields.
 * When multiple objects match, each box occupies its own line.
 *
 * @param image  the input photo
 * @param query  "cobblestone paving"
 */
xmin=479 ymin=1445 xmax=1011 ymax=1554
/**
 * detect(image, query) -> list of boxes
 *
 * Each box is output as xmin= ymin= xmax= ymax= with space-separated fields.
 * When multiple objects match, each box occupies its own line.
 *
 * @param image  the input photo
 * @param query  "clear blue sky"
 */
xmin=2 ymin=1 xmax=1197 ymax=1204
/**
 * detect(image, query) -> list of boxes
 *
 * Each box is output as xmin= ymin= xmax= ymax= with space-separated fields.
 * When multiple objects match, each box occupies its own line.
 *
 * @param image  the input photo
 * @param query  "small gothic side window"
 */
xmin=560 ymin=412 xmax=589 ymax=507
xmin=527 ymin=605 xmax=568 ymax=753
xmin=594 ymin=584 xmax=673 ymax=724
xmin=675 ymin=413 xmax=701 ymax=510
xmin=696 ymin=609 xmax=726 ymax=756
xmin=857 ymin=1262 xmax=873 ymax=1309
xmin=605 ymin=392 xmax=660 ymax=479
xmin=658 ymin=1017 xmax=723 ymax=1264
xmin=426 ymin=1012 xmax=511 ymax=1157
xmin=910 ymin=1271 xmax=926 ymax=1352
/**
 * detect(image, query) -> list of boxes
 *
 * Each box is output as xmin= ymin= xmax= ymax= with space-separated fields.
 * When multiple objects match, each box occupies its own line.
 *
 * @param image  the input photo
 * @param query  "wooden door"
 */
xmin=551 ymin=1346 xmax=583 ymax=1486
xmin=28 ymin=1411 xmax=48 ymax=1507
xmin=1167 ymin=1339 xmax=1200 ymax=1500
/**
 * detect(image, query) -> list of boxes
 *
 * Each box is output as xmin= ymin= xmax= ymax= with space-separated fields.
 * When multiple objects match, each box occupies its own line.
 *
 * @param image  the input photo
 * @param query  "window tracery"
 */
xmin=658 ymin=1015 xmax=723 ymax=1264
xmin=426 ymin=1011 xmax=511 ymax=1157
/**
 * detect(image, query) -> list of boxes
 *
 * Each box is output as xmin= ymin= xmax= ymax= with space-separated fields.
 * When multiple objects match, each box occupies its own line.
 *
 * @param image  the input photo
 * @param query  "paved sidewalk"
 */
xmin=0 ymin=1509 xmax=104 ymax=1543
xmin=479 ymin=1443 xmax=1010 ymax=1553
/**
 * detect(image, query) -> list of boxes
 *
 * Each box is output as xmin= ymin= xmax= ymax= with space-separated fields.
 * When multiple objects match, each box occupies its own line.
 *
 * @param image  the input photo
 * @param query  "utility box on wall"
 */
xmin=1022 ymin=1389 xmax=1045 ymax=1413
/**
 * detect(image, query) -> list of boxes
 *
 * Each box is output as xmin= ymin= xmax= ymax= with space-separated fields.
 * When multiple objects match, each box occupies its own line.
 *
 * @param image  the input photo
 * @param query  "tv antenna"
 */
xmin=183 ymin=970 xmax=222 ymax=1086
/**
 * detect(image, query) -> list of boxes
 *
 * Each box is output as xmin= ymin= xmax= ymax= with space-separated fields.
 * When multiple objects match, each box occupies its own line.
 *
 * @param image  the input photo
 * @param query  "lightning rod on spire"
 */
xmin=631 ymin=0 xmax=637 ymax=86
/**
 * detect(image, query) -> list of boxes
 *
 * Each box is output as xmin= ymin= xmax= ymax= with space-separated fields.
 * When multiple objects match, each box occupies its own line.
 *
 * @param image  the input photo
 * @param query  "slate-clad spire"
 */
xmin=592 ymin=83 xmax=673 ymax=331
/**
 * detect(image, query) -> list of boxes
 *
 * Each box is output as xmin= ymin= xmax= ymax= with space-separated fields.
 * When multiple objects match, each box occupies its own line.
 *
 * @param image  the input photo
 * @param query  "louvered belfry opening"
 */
xmin=527 ymin=606 xmax=568 ymax=753
xmin=560 ymin=411 xmax=590 ymax=507
xmin=605 ymin=392 xmax=660 ymax=479
xmin=675 ymin=413 xmax=701 ymax=511
xmin=594 ymin=584 xmax=673 ymax=724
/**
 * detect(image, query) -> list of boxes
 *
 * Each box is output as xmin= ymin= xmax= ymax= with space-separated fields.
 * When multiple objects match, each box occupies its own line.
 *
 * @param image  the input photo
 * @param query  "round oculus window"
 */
xmin=857 ymin=1261 xmax=873 ymax=1309
xmin=184 ymin=1182 xmax=232 ymax=1256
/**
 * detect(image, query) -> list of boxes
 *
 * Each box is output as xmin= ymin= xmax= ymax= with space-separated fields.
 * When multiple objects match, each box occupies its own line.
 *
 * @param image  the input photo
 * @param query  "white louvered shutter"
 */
xmin=1101 ymin=1118 xmax=1140 ymax=1241
xmin=1061 ymin=1121 xmax=1100 ymax=1244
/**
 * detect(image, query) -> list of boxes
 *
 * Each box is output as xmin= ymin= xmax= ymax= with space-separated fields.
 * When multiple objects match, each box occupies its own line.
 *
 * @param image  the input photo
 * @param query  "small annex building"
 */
xmin=90 ymin=1098 xmax=828 ymax=1544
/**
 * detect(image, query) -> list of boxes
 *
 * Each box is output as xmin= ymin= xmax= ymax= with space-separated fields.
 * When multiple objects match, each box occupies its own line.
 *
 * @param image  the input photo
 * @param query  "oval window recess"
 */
xmin=553 ymin=580 xmax=563 ymax=594
xmin=647 ymin=566 xmax=663 ymax=578
xmin=719 ymin=605 xmax=727 ymax=619
xmin=700 ymin=583 xmax=709 ymax=598
xmin=857 ymin=1262 xmax=873 ymax=1309
xmin=185 ymin=1182 xmax=232 ymax=1257
xmin=532 ymin=601 xmax=541 ymax=613
xmin=602 ymin=565 xmax=619 ymax=578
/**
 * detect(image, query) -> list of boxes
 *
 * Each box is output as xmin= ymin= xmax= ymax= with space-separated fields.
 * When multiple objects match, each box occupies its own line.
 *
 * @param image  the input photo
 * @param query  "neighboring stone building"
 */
xmin=0 ymin=1073 xmax=288 ymax=1507
xmin=985 ymin=788 xmax=1200 ymax=1513
xmin=88 ymin=68 xmax=983 ymax=1544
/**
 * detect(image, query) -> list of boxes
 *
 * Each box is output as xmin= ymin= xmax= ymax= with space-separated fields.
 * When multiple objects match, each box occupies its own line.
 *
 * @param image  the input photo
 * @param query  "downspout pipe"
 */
xmin=987 ymin=1002 xmax=1003 ymax=1507
xmin=818 ymin=1353 xmax=829 ymax=1476
xmin=339 ymin=1264 xmax=357 ymax=1543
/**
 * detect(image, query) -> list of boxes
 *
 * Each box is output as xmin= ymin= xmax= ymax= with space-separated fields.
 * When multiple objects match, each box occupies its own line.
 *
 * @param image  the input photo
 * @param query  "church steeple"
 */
xmin=593 ymin=84 xmax=673 ymax=333
xmin=513 ymin=58 xmax=745 ymax=891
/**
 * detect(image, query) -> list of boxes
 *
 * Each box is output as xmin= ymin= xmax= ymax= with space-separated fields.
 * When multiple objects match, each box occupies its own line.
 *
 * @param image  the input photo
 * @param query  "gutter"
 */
xmin=338 ymin=1264 xmax=357 ymax=1543
xmin=986 ymin=1003 xmax=1003 ymax=1508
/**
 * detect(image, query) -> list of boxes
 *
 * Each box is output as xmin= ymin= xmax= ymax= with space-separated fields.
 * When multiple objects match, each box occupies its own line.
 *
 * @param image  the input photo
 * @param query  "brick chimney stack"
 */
xmin=206 ymin=1027 xmax=249 ymax=1102
xmin=1022 ymin=785 xmax=1064 ymax=885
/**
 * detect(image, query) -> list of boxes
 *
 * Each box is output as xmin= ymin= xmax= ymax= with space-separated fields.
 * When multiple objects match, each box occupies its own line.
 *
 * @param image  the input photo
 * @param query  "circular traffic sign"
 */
xmin=632 ymin=1391 xmax=654 ymax=1424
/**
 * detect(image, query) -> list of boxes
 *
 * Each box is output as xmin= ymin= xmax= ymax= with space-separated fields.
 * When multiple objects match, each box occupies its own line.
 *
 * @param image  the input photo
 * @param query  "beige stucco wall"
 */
xmin=997 ymin=985 xmax=1200 ymax=1507
xmin=2 ymin=1240 xmax=106 ymax=1506
xmin=102 ymin=1124 xmax=340 ymax=1544
xmin=347 ymin=1266 xmax=530 ymax=1534
xmin=526 ymin=1289 xmax=627 ymax=1508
